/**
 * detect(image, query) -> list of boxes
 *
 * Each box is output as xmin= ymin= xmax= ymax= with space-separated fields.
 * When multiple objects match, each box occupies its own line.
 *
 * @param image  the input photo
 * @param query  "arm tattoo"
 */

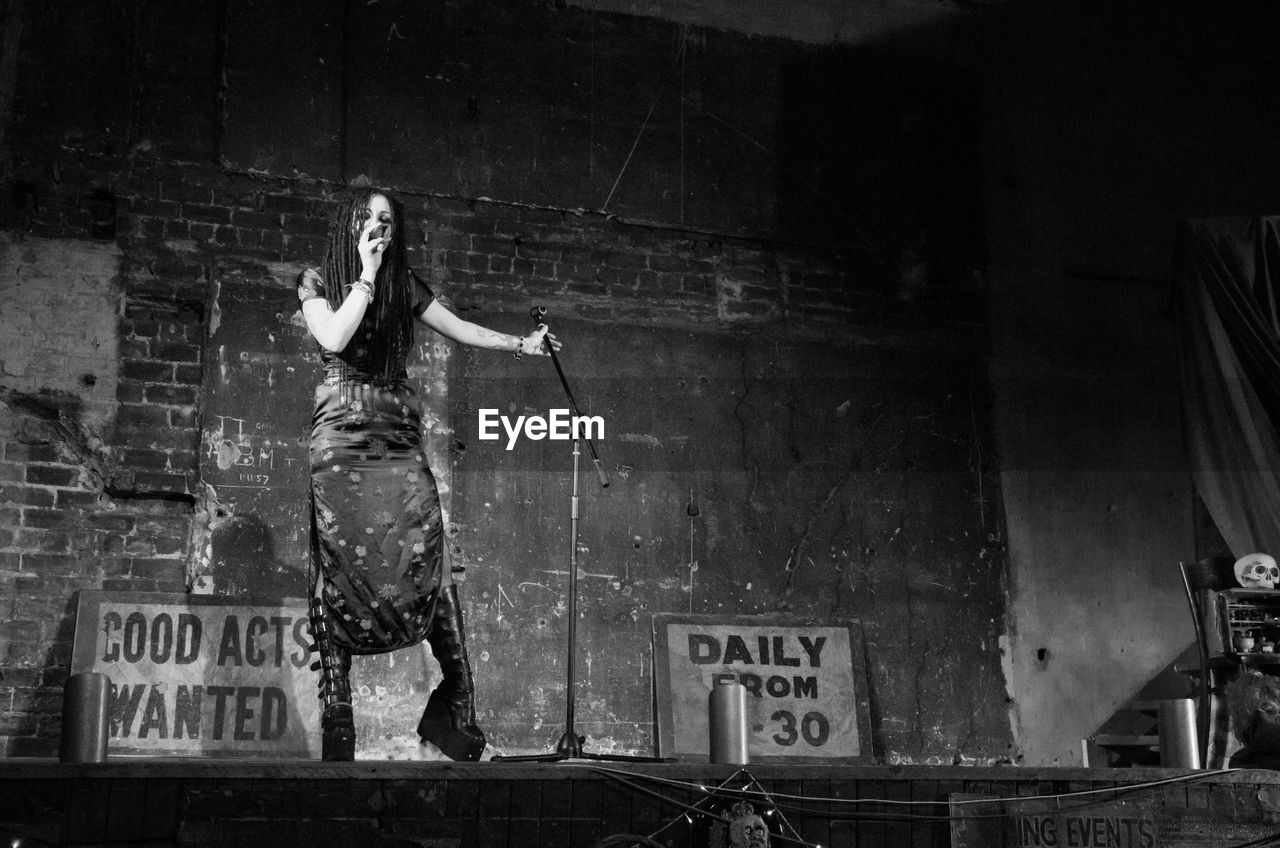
xmin=475 ymin=326 xmax=518 ymax=349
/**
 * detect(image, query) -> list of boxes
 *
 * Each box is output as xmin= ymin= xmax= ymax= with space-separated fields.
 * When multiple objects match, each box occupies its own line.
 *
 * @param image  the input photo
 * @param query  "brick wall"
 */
xmin=2 ymin=168 xmax=987 ymax=757
xmin=419 ymin=194 xmax=961 ymax=330
xmin=0 ymin=1 xmax=1006 ymax=761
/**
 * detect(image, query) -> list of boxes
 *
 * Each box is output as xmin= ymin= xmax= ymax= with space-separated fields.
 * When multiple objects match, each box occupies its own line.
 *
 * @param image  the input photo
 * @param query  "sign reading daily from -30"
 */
xmin=70 ymin=591 xmax=319 ymax=757
xmin=652 ymin=614 xmax=871 ymax=762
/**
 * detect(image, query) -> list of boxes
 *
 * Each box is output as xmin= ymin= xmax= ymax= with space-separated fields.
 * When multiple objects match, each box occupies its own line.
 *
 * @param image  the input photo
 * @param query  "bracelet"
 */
xmin=351 ymin=278 xmax=375 ymax=300
xmin=512 ymin=335 xmax=524 ymax=360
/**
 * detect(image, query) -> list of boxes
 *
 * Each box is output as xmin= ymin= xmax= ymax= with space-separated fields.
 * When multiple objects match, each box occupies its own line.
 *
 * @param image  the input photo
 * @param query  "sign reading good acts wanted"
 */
xmin=71 ymin=591 xmax=320 ymax=758
xmin=652 ymin=614 xmax=871 ymax=763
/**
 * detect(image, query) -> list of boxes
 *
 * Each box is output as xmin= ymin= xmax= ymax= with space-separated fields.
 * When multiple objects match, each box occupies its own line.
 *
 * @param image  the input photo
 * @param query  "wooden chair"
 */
xmin=1176 ymin=557 xmax=1236 ymax=767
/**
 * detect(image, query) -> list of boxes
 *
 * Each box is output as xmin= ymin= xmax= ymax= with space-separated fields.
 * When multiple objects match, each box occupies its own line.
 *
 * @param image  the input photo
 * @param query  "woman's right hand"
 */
xmin=357 ymin=214 xmax=390 ymax=279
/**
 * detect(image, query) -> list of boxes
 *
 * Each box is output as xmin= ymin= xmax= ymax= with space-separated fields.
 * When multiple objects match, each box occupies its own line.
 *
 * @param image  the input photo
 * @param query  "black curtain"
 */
xmin=1176 ymin=216 xmax=1280 ymax=557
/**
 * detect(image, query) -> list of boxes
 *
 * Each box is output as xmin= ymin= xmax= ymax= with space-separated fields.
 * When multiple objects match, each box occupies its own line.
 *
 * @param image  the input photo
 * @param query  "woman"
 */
xmin=297 ymin=189 xmax=557 ymax=761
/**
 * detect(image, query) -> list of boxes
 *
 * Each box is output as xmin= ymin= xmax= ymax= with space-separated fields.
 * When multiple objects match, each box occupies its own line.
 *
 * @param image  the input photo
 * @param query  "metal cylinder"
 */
xmin=59 ymin=672 xmax=110 ymax=763
xmin=708 ymin=679 xmax=749 ymax=764
xmin=1157 ymin=698 xmax=1200 ymax=769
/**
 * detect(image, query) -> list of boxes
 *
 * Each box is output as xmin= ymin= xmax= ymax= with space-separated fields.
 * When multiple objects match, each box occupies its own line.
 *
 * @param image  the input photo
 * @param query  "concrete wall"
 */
xmin=982 ymin=0 xmax=1280 ymax=763
xmin=991 ymin=270 xmax=1193 ymax=765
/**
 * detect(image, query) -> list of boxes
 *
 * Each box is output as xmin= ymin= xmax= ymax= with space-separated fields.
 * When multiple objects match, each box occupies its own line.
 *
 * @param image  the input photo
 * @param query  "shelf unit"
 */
xmin=1219 ymin=588 xmax=1280 ymax=660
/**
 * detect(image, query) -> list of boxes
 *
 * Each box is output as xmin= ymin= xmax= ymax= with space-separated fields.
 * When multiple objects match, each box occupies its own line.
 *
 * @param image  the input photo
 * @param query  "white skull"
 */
xmin=1235 ymin=553 xmax=1280 ymax=590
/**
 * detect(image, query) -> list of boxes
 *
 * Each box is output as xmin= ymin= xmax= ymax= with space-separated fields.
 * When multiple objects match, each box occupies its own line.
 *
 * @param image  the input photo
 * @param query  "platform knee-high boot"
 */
xmin=417 ymin=584 xmax=487 ymax=761
xmin=308 ymin=597 xmax=355 ymax=761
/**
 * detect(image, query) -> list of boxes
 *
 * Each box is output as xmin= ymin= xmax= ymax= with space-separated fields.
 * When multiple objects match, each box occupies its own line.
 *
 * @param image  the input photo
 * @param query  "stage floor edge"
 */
xmin=1 ymin=759 xmax=1275 ymax=847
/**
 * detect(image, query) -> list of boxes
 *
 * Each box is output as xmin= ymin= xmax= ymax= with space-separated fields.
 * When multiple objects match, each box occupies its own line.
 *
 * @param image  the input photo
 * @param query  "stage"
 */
xmin=2 ymin=759 xmax=1278 ymax=847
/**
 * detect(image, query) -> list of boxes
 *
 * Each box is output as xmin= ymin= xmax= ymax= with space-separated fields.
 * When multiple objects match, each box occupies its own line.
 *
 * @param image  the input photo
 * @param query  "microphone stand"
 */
xmin=494 ymin=307 xmax=668 ymax=764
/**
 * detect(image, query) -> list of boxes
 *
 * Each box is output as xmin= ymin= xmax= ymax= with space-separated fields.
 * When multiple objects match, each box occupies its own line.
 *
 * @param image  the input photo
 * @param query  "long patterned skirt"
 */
xmin=308 ymin=380 xmax=442 ymax=654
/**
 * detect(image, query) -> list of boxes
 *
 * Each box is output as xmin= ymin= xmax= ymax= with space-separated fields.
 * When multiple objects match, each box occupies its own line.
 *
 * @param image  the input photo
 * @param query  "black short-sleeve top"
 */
xmin=296 ymin=268 xmax=434 ymax=380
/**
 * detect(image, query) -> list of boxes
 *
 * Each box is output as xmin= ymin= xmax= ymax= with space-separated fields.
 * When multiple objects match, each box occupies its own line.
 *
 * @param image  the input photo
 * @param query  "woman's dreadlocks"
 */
xmin=318 ymin=189 xmax=415 ymax=385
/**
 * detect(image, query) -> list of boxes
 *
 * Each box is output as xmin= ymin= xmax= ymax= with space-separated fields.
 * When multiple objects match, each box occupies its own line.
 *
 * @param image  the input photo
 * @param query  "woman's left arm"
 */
xmin=417 ymin=300 xmax=560 ymax=356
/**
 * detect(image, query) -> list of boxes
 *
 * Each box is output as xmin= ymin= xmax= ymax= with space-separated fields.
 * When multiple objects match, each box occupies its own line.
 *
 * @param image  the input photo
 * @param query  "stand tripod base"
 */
xmin=493 ymin=729 xmax=671 ymax=763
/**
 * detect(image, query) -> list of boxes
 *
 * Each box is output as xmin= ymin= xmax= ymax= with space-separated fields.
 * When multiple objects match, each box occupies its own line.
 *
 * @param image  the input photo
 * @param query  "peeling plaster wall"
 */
xmin=0 ymin=234 xmax=194 ymax=753
xmin=0 ymin=234 xmax=121 ymax=429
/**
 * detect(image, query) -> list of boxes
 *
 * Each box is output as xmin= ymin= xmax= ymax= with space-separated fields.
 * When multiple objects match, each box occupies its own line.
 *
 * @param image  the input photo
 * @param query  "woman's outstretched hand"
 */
xmin=521 ymin=324 xmax=562 ymax=356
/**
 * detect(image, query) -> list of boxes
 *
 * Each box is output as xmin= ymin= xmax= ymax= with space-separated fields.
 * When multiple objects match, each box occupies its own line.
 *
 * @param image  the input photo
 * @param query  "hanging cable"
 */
xmin=591 ymin=764 xmax=1239 ymax=809
xmin=601 ymin=31 xmax=689 ymax=213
